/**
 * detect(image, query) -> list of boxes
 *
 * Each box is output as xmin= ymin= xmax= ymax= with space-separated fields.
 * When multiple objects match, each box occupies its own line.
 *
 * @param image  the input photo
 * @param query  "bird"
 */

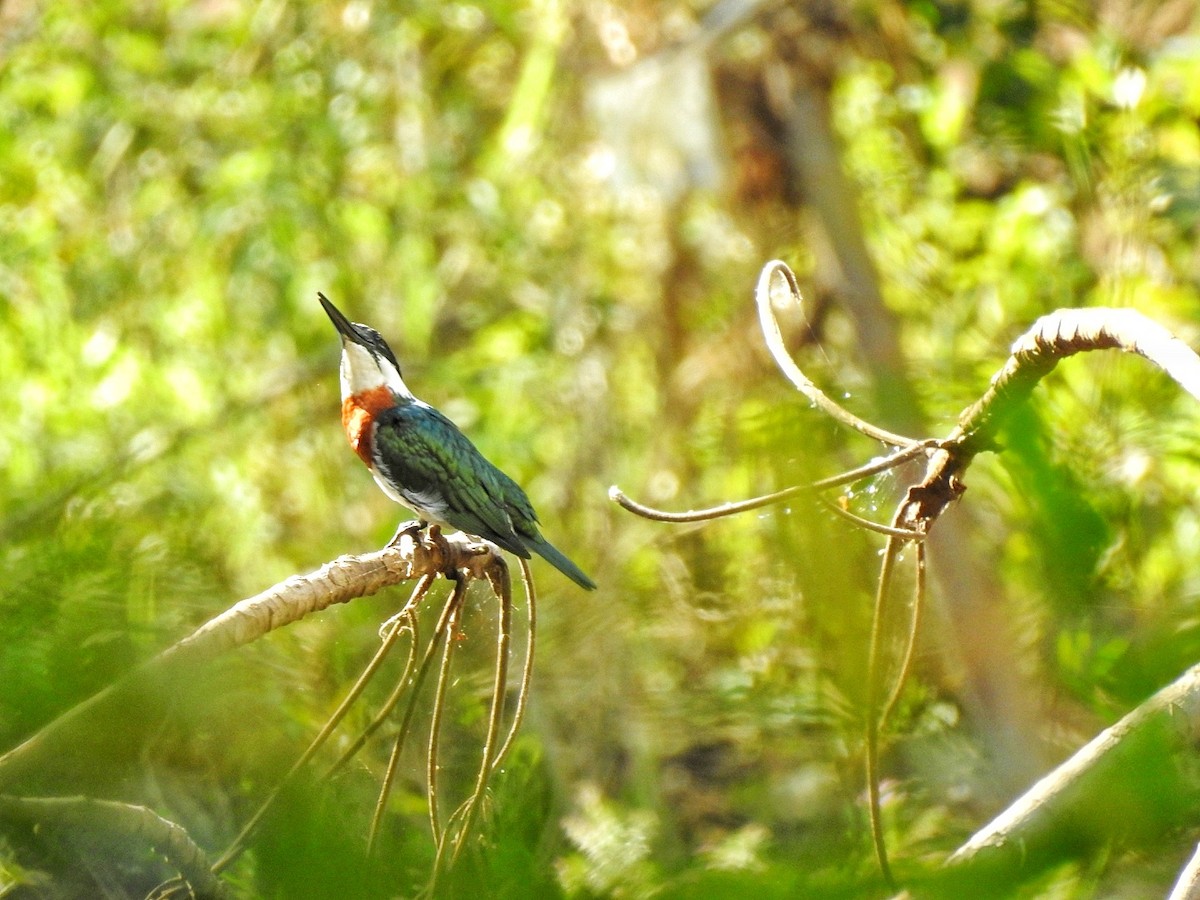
xmin=319 ymin=292 xmax=596 ymax=591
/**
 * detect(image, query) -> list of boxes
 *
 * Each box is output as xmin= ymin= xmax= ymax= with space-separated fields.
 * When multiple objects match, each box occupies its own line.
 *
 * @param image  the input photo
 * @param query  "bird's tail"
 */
xmin=526 ymin=534 xmax=596 ymax=591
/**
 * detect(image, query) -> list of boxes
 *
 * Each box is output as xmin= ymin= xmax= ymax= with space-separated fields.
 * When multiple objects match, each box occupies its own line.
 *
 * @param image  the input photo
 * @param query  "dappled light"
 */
xmin=5 ymin=1 xmax=1200 ymax=897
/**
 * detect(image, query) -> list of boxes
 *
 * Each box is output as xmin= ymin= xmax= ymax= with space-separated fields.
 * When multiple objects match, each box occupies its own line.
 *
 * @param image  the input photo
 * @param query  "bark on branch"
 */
xmin=898 ymin=306 xmax=1200 ymax=532
xmin=952 ymin=307 xmax=1200 ymax=459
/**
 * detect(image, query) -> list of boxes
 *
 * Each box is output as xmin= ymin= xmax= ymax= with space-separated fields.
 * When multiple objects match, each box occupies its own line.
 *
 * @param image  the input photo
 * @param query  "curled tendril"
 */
xmin=609 ymin=257 xmax=945 ymax=532
xmin=756 ymin=260 xmax=919 ymax=449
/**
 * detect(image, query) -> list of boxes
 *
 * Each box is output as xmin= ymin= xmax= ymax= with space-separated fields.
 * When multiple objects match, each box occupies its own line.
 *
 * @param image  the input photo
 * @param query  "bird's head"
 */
xmin=318 ymin=293 xmax=413 ymax=402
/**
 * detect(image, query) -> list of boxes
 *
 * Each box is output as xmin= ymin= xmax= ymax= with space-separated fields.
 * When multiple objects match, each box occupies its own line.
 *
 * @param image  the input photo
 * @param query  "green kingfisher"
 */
xmin=319 ymin=293 xmax=596 ymax=591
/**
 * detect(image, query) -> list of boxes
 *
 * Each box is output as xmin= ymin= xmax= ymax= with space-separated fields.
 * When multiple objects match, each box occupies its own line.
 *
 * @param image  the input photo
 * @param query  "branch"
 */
xmin=0 ymin=531 xmax=505 ymax=793
xmin=952 ymin=307 xmax=1200 ymax=459
xmin=0 ymin=795 xmax=227 ymax=899
xmin=943 ymin=662 xmax=1200 ymax=883
xmin=1169 ymin=842 xmax=1200 ymax=900
xmin=894 ymin=306 xmax=1200 ymax=532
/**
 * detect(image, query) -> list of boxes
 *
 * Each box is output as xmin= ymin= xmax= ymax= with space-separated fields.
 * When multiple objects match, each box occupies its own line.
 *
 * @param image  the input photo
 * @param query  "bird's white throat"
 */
xmin=339 ymin=340 xmax=414 ymax=401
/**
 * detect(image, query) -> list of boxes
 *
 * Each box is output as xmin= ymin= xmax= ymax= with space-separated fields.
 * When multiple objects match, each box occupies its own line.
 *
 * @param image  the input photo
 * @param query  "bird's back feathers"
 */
xmin=370 ymin=402 xmax=595 ymax=589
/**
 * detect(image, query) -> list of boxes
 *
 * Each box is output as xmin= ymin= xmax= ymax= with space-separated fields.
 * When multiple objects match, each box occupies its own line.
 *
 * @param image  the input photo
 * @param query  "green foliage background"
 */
xmin=4 ymin=0 xmax=1200 ymax=896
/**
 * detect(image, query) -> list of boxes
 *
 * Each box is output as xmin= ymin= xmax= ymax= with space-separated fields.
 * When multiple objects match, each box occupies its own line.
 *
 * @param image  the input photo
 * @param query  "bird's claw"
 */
xmin=386 ymin=519 xmax=428 ymax=548
xmin=425 ymin=524 xmax=463 ymax=581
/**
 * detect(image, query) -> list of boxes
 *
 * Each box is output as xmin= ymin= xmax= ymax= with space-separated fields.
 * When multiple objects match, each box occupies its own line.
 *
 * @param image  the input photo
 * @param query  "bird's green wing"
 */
xmin=372 ymin=403 xmax=535 ymax=558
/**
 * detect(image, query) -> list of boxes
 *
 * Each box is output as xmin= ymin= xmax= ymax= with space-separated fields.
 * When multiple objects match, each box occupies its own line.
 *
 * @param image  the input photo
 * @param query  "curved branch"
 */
xmin=0 ymin=795 xmax=227 ymax=900
xmin=953 ymin=307 xmax=1200 ymax=458
xmin=944 ymin=662 xmax=1200 ymax=882
xmin=895 ymin=307 xmax=1200 ymax=534
xmin=614 ymin=267 xmax=1200 ymax=893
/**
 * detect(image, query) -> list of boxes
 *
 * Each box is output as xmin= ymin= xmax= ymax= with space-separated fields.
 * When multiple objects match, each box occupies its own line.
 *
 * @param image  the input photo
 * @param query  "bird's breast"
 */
xmin=341 ymin=385 xmax=396 ymax=467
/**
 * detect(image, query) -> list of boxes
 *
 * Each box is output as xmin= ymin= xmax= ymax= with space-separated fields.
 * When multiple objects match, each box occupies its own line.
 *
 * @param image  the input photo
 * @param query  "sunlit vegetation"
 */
xmin=4 ymin=0 xmax=1200 ymax=896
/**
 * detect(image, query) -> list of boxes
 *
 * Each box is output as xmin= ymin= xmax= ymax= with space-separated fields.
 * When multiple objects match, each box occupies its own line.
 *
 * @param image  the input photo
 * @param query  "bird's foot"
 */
xmin=386 ymin=519 xmax=428 ymax=549
xmin=425 ymin=524 xmax=462 ymax=581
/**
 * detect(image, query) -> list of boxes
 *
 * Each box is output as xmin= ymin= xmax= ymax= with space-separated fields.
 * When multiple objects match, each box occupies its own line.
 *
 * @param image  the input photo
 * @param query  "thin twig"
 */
xmin=426 ymin=564 xmax=515 ymax=892
xmin=865 ymin=533 xmax=902 ymax=890
xmin=879 ymin=537 xmax=926 ymax=731
xmin=609 ymin=440 xmax=937 ymax=525
xmin=324 ymin=610 xmax=421 ymax=780
xmin=492 ymin=559 xmax=538 ymax=771
xmin=608 ymin=483 xmax=807 ymax=522
xmin=815 ymin=494 xmax=925 ymax=539
xmin=427 ymin=599 xmax=463 ymax=845
xmin=368 ymin=580 xmax=467 ymax=854
xmin=810 ymin=441 xmax=939 ymax=489
xmin=212 ymin=575 xmax=433 ymax=874
xmin=450 ymin=560 xmax=512 ymax=866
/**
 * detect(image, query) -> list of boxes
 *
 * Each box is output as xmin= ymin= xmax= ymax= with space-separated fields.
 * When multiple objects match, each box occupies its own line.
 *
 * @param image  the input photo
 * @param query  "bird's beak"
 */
xmin=318 ymin=292 xmax=369 ymax=347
